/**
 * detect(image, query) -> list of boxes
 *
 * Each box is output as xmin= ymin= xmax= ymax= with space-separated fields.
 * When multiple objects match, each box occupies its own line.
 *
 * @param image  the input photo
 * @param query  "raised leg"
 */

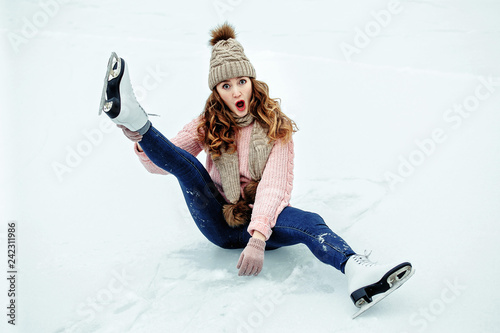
xmin=138 ymin=126 xmax=247 ymax=249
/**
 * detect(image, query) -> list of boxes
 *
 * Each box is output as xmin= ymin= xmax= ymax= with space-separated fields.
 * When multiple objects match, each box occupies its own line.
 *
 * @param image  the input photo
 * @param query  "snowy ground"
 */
xmin=1 ymin=0 xmax=500 ymax=332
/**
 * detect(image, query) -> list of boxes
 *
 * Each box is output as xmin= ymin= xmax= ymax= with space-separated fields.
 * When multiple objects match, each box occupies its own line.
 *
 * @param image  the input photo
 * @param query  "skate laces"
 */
xmin=354 ymin=250 xmax=376 ymax=267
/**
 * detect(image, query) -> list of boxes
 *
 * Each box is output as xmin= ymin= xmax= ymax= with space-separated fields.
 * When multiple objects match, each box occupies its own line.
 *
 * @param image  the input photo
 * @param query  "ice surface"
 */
xmin=1 ymin=0 xmax=499 ymax=332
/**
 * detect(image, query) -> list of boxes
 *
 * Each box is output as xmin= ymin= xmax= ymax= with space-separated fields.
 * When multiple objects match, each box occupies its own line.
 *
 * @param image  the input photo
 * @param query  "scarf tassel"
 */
xmin=223 ymin=180 xmax=260 ymax=227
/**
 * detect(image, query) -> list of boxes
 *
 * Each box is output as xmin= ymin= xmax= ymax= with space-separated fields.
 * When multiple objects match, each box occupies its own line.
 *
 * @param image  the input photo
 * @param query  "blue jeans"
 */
xmin=139 ymin=126 xmax=356 ymax=273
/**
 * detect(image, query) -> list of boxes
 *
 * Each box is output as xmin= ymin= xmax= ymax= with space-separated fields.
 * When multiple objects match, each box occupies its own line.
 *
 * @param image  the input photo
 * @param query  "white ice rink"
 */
xmin=1 ymin=0 xmax=499 ymax=332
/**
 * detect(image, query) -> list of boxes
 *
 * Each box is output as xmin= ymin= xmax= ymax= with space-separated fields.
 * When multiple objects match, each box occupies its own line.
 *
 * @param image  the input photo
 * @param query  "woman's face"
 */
xmin=215 ymin=76 xmax=252 ymax=117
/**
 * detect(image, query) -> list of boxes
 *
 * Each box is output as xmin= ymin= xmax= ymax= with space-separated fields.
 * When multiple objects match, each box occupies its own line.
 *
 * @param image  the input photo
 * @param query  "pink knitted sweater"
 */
xmin=133 ymin=116 xmax=294 ymax=240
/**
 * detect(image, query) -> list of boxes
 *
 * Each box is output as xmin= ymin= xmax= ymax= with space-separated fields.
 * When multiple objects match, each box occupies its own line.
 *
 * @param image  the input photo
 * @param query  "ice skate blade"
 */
xmin=352 ymin=267 xmax=415 ymax=319
xmin=98 ymin=52 xmax=121 ymax=115
xmin=351 ymin=262 xmax=412 ymax=307
xmin=387 ymin=265 xmax=412 ymax=286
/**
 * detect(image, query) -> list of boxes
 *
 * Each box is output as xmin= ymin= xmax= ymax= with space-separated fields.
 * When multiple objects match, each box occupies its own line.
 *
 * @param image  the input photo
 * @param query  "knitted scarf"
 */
xmin=211 ymin=113 xmax=274 ymax=205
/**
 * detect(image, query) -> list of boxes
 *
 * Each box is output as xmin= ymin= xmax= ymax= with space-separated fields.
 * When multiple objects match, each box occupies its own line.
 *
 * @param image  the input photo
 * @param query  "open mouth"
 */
xmin=235 ymin=100 xmax=246 ymax=112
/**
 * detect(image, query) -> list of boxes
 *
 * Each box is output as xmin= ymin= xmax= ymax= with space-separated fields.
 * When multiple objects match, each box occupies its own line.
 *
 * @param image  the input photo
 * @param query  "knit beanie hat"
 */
xmin=208 ymin=23 xmax=256 ymax=90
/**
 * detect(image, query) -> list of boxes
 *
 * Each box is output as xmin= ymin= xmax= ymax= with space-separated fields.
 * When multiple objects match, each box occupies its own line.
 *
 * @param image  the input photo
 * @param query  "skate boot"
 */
xmin=345 ymin=253 xmax=414 ymax=318
xmin=98 ymin=52 xmax=151 ymax=135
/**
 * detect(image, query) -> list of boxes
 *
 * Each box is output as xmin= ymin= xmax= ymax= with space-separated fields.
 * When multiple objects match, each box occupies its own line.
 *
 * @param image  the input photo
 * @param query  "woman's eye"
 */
xmin=223 ymin=84 xmax=230 ymax=89
xmin=239 ymin=79 xmax=247 ymax=85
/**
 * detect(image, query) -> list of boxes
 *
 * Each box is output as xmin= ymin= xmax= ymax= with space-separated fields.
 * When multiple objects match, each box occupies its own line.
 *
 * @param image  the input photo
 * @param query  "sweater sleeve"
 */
xmin=134 ymin=117 xmax=204 ymax=174
xmin=134 ymin=143 xmax=169 ymax=175
xmin=247 ymin=137 xmax=294 ymax=240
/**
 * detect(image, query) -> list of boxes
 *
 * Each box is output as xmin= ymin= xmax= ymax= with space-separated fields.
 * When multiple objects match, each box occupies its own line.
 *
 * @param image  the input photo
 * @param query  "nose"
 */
xmin=232 ymin=87 xmax=242 ymax=98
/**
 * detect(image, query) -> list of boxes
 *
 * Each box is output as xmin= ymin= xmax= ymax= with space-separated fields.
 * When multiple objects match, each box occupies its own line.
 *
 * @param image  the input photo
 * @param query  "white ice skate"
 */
xmin=98 ymin=52 xmax=151 ymax=135
xmin=345 ymin=253 xmax=414 ymax=319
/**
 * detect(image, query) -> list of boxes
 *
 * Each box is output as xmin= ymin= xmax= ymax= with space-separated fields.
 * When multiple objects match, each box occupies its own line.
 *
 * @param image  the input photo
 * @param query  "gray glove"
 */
xmin=117 ymin=124 xmax=143 ymax=142
xmin=237 ymin=238 xmax=266 ymax=276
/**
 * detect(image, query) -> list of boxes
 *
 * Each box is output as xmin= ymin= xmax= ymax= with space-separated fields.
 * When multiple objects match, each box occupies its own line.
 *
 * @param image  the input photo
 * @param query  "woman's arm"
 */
xmin=134 ymin=141 xmax=169 ymax=175
xmin=247 ymin=138 xmax=295 ymax=240
xmin=252 ymin=230 xmax=266 ymax=241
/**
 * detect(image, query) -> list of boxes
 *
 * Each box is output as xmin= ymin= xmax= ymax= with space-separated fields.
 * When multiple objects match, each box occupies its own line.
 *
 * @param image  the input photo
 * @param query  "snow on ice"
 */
xmin=1 ymin=0 xmax=499 ymax=332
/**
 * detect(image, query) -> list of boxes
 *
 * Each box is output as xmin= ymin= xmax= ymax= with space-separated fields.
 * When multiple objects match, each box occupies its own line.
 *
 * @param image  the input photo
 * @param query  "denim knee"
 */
xmin=305 ymin=211 xmax=327 ymax=227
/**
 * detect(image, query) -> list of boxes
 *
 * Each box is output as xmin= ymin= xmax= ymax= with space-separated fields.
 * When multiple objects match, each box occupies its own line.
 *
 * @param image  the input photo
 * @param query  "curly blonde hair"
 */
xmin=197 ymin=78 xmax=298 ymax=157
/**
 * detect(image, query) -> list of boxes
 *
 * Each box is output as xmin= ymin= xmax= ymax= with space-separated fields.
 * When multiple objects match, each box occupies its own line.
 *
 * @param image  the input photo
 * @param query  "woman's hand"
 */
xmin=117 ymin=125 xmax=143 ymax=142
xmin=237 ymin=237 xmax=266 ymax=276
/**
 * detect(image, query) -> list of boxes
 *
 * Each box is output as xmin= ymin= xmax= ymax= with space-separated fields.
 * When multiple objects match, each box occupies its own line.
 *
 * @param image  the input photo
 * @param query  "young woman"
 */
xmin=98 ymin=23 xmax=414 ymax=316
